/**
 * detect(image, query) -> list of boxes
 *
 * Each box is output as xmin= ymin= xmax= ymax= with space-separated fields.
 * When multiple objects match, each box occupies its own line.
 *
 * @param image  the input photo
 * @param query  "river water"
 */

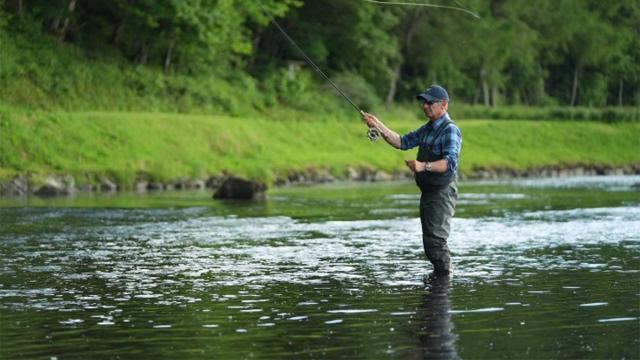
xmin=1 ymin=176 xmax=639 ymax=359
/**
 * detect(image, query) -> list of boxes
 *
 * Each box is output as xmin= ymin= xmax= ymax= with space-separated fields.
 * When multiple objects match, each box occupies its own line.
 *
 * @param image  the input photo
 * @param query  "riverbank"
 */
xmin=1 ymin=107 xmax=639 ymax=197
xmin=1 ymin=164 xmax=639 ymax=198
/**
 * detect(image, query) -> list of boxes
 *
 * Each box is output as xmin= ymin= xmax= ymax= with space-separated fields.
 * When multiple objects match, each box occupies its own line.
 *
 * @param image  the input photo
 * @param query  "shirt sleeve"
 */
xmin=441 ymin=124 xmax=462 ymax=173
xmin=400 ymin=124 xmax=427 ymax=150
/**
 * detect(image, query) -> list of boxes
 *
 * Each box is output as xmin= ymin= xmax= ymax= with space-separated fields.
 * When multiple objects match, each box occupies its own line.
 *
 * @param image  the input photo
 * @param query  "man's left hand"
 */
xmin=405 ymin=160 xmax=426 ymax=173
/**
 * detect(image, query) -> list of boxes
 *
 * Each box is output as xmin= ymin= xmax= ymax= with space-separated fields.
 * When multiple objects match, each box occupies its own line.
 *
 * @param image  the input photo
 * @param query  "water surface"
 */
xmin=1 ymin=176 xmax=639 ymax=359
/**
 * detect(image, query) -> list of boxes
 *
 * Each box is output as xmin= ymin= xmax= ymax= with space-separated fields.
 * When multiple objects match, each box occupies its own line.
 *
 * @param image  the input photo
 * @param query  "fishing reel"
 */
xmin=367 ymin=127 xmax=380 ymax=141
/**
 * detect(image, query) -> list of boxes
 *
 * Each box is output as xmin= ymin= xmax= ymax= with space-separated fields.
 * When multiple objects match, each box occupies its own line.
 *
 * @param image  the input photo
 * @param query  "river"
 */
xmin=1 ymin=176 xmax=639 ymax=359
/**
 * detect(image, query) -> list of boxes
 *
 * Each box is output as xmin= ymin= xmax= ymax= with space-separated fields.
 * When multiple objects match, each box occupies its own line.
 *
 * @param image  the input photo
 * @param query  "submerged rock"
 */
xmin=213 ymin=176 xmax=267 ymax=200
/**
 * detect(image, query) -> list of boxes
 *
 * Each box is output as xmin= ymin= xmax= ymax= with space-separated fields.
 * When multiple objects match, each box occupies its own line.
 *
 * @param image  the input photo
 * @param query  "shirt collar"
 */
xmin=428 ymin=113 xmax=450 ymax=129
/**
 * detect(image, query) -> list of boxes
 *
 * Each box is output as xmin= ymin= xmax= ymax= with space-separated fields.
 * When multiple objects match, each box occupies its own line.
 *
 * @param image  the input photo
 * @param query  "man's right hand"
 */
xmin=361 ymin=112 xmax=402 ymax=149
xmin=361 ymin=112 xmax=379 ymax=128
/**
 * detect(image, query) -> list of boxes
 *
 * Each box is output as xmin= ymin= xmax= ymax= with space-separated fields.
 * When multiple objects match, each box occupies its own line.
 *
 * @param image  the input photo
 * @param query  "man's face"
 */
xmin=422 ymin=100 xmax=448 ymax=120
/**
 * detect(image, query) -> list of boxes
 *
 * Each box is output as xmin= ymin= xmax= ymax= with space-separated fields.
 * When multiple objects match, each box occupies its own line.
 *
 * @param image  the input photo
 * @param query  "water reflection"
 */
xmin=419 ymin=274 xmax=458 ymax=359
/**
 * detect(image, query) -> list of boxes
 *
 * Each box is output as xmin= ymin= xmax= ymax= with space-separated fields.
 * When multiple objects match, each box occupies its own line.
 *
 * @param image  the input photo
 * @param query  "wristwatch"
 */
xmin=425 ymin=162 xmax=432 ymax=172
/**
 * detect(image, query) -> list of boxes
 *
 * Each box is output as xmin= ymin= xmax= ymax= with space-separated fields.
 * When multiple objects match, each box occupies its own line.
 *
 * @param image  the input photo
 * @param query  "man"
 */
xmin=362 ymin=84 xmax=462 ymax=276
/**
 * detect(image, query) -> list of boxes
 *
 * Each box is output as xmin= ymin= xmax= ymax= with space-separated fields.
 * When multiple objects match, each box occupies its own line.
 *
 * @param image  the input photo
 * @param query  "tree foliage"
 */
xmin=1 ymin=0 xmax=638 ymax=106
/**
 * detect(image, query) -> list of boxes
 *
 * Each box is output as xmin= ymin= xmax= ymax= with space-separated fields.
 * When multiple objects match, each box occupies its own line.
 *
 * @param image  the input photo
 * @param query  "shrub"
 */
xmin=327 ymin=72 xmax=382 ymax=113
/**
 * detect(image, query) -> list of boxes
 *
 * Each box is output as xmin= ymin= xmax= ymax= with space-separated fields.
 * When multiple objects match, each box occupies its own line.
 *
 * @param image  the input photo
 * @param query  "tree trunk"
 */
xmin=57 ymin=0 xmax=78 ymax=44
xmin=404 ymin=11 xmax=420 ymax=50
xmin=384 ymin=10 xmax=420 ymax=107
xmin=491 ymin=85 xmax=499 ymax=107
xmin=136 ymin=42 xmax=148 ymax=65
xmin=247 ymin=32 xmax=262 ymax=67
xmin=7 ymin=0 xmax=24 ymax=15
xmin=164 ymin=38 xmax=176 ymax=73
xmin=522 ymin=88 xmax=530 ymax=106
xmin=111 ymin=22 xmax=124 ymax=45
xmin=570 ymin=65 xmax=580 ymax=106
xmin=51 ymin=18 xmax=61 ymax=33
xmin=385 ymin=63 xmax=401 ymax=107
xmin=534 ymin=76 xmax=545 ymax=106
xmin=618 ymin=79 xmax=624 ymax=107
xmin=480 ymin=67 xmax=490 ymax=106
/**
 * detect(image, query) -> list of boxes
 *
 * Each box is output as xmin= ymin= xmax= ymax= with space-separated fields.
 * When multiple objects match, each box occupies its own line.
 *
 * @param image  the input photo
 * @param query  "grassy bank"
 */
xmin=1 ymin=106 xmax=638 ymax=189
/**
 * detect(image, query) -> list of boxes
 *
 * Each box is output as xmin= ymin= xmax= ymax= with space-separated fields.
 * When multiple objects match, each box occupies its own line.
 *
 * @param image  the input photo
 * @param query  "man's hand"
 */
xmin=405 ymin=160 xmax=426 ymax=173
xmin=361 ymin=112 xmax=379 ymax=129
xmin=361 ymin=112 xmax=402 ymax=149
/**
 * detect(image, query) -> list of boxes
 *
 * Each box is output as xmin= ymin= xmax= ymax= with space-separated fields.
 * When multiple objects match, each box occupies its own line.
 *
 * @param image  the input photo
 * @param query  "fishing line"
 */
xmin=269 ymin=16 xmax=381 ymax=141
xmin=361 ymin=0 xmax=481 ymax=19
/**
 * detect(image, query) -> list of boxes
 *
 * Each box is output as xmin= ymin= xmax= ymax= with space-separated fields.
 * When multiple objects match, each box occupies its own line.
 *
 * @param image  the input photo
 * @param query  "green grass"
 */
xmin=449 ymin=104 xmax=639 ymax=123
xmin=459 ymin=120 xmax=639 ymax=170
xmin=1 ymin=106 xmax=638 ymax=188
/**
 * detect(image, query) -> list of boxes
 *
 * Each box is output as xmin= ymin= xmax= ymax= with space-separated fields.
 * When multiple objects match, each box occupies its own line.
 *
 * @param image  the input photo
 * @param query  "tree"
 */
xmin=253 ymin=0 xmax=399 ymax=99
xmin=3 ymin=0 xmax=637 ymax=107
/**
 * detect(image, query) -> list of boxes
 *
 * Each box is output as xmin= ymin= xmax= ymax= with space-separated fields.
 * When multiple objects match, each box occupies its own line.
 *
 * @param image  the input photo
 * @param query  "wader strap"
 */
xmin=428 ymin=120 xmax=453 ymax=149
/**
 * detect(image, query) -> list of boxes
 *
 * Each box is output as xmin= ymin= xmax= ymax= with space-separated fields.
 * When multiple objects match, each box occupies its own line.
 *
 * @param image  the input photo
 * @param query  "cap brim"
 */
xmin=416 ymin=93 xmax=437 ymax=102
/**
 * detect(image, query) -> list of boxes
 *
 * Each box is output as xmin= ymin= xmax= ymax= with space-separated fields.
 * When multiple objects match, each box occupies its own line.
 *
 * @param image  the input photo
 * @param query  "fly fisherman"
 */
xmin=362 ymin=85 xmax=462 ymax=276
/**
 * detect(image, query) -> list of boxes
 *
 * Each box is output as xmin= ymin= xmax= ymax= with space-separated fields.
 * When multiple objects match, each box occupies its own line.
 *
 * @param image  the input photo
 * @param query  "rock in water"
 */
xmin=100 ymin=178 xmax=118 ymax=192
xmin=34 ymin=175 xmax=75 ymax=197
xmin=213 ymin=177 xmax=267 ymax=200
xmin=0 ymin=177 xmax=29 ymax=197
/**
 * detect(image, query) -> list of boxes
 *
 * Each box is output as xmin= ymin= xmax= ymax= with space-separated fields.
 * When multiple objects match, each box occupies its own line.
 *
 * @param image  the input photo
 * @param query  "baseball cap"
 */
xmin=416 ymin=84 xmax=449 ymax=102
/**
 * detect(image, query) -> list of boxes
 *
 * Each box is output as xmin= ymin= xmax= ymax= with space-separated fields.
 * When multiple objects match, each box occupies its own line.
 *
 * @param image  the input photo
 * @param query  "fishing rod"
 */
xmin=268 ymin=1 xmax=480 ymax=141
xmin=269 ymin=16 xmax=382 ymax=142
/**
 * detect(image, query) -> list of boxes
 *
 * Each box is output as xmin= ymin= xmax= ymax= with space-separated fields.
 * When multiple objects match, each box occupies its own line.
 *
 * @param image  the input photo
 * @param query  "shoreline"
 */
xmin=2 ymin=164 xmax=639 ymax=198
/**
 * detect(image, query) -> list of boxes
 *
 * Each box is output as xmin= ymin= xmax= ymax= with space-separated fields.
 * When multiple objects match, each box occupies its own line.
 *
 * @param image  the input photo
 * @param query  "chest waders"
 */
xmin=415 ymin=119 xmax=457 ymax=276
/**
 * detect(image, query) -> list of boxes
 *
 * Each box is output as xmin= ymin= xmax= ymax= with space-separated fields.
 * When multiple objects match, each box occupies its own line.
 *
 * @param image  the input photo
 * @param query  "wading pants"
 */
xmin=419 ymin=182 xmax=457 ymax=274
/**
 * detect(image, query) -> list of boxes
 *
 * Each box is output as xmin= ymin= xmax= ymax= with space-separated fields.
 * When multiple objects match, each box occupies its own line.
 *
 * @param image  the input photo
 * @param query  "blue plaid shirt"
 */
xmin=400 ymin=113 xmax=462 ymax=173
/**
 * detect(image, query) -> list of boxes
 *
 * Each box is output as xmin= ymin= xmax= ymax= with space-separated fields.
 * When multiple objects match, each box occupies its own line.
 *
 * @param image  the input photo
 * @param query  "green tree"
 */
xmin=2 ymin=0 xmax=638 ymax=108
xmin=253 ymin=0 xmax=399 ymax=101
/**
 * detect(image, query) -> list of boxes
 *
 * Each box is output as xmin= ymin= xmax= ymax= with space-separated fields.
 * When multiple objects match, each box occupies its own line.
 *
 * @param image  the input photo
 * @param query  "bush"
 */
xmin=328 ymin=72 xmax=382 ymax=113
xmin=451 ymin=104 xmax=638 ymax=123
